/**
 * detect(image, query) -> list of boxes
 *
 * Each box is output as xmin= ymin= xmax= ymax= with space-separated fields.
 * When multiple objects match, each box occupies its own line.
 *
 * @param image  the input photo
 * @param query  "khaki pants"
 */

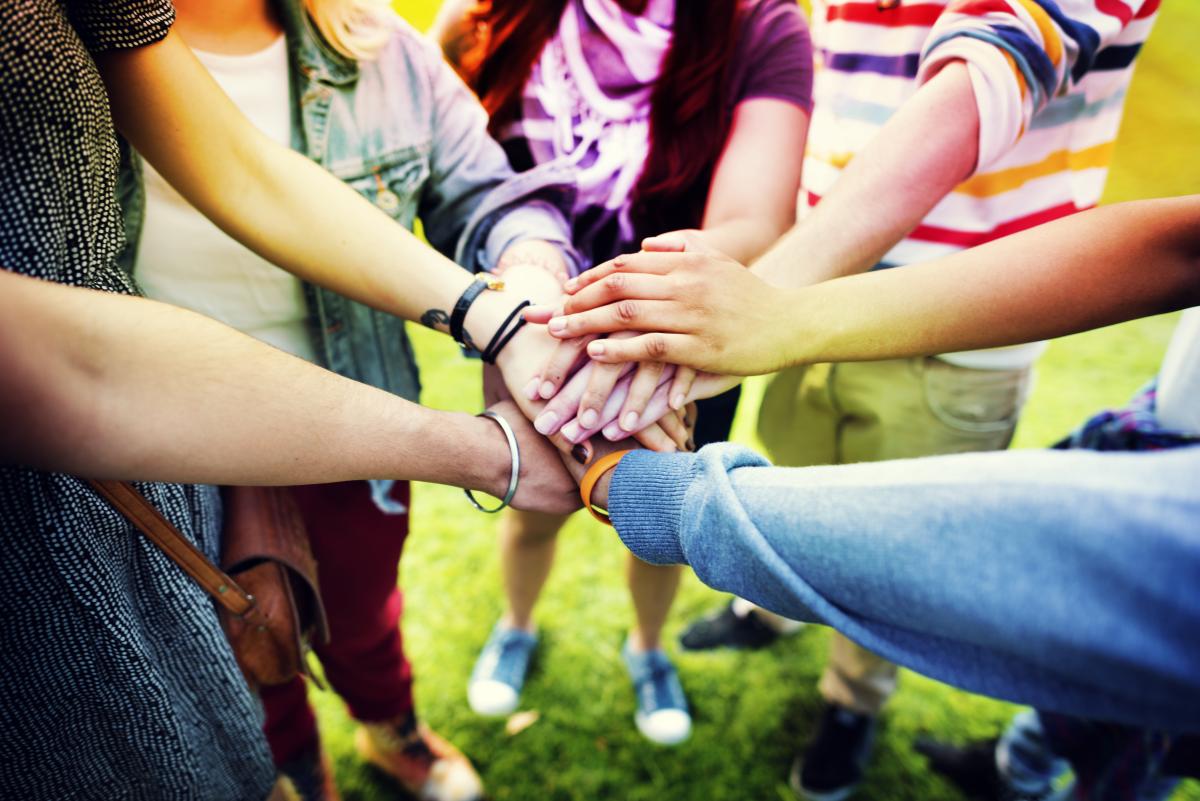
xmin=756 ymin=357 xmax=1030 ymax=715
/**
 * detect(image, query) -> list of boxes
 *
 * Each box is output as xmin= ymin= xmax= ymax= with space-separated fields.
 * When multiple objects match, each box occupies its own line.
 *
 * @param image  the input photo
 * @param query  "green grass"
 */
xmin=312 ymin=5 xmax=1200 ymax=799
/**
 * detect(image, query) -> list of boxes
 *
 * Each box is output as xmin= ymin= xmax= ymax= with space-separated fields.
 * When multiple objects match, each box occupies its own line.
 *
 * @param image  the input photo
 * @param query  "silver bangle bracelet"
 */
xmin=464 ymin=410 xmax=520 ymax=513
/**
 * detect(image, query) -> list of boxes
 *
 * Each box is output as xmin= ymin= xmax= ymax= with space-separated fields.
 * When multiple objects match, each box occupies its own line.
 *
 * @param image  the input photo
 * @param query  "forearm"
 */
xmin=752 ymin=62 xmax=978 ymax=288
xmin=606 ymin=444 xmax=1200 ymax=730
xmin=696 ymin=218 xmax=788 ymax=266
xmin=98 ymin=33 xmax=544 ymax=349
xmin=0 ymin=272 xmax=508 ymax=491
xmin=783 ymin=197 xmax=1200 ymax=366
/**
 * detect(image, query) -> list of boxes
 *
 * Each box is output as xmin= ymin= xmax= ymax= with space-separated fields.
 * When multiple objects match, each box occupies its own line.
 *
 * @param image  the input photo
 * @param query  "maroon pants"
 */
xmin=260 ymin=480 xmax=414 ymax=765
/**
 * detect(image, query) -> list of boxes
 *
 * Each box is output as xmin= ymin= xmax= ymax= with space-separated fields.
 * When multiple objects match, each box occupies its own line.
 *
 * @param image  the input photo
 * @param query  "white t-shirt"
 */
xmin=135 ymin=36 xmax=316 ymax=362
xmin=1156 ymin=307 xmax=1200 ymax=436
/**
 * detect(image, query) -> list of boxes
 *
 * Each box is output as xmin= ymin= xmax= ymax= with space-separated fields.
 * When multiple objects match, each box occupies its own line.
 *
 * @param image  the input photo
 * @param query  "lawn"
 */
xmin=312 ymin=4 xmax=1200 ymax=800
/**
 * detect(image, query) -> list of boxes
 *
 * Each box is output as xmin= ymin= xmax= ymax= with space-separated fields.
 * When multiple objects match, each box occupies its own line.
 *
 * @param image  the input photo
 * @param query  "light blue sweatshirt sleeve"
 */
xmin=608 ymin=443 xmax=1200 ymax=732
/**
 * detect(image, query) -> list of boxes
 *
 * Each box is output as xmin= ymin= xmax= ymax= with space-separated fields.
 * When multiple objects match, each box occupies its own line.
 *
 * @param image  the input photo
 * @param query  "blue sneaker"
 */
xmin=622 ymin=639 xmax=692 ymax=745
xmin=468 ymin=621 xmax=537 ymax=717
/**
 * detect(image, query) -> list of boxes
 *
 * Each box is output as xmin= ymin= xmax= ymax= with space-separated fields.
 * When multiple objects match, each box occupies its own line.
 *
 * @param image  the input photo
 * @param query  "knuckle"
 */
xmin=644 ymin=334 xmax=669 ymax=360
xmin=615 ymin=300 xmax=640 ymax=323
xmin=606 ymin=273 xmax=627 ymax=293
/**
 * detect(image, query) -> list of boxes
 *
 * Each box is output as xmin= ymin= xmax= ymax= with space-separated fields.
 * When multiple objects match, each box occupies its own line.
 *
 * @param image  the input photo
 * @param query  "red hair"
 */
xmin=458 ymin=0 xmax=742 ymax=240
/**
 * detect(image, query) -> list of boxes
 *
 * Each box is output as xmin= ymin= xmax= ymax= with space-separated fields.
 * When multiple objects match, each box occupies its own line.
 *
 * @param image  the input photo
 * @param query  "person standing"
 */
xmin=119 ymin=0 xmax=579 ymax=798
xmin=664 ymin=0 xmax=1162 ymax=796
xmin=432 ymin=0 xmax=813 ymax=746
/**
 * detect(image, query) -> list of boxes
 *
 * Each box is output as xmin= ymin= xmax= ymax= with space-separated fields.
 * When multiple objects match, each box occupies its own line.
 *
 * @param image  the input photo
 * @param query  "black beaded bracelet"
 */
xmin=481 ymin=300 xmax=532 ymax=364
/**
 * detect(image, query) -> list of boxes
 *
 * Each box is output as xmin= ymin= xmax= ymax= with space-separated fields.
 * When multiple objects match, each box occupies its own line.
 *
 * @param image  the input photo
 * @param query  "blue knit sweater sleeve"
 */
xmin=608 ymin=443 xmax=1200 ymax=732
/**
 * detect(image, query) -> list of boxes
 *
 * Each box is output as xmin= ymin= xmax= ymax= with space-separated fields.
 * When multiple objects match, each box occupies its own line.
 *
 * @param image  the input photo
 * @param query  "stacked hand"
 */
xmin=488 ymin=233 xmax=769 ymax=514
xmin=491 ymin=262 xmax=693 ymax=461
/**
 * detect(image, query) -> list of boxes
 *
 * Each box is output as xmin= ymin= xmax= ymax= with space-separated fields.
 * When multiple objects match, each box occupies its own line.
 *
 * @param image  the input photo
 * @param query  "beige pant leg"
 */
xmin=818 ymin=634 xmax=899 ymax=715
xmin=761 ymin=358 xmax=1031 ymax=713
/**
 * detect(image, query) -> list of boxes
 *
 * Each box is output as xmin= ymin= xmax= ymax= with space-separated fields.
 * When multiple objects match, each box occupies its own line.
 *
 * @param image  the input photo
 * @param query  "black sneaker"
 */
xmin=790 ymin=704 xmax=877 ymax=801
xmin=678 ymin=601 xmax=781 ymax=651
xmin=915 ymin=737 xmax=1046 ymax=801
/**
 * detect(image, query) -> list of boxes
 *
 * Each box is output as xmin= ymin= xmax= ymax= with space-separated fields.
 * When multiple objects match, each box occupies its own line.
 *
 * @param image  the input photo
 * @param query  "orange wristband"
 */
xmin=579 ymin=449 xmax=633 ymax=525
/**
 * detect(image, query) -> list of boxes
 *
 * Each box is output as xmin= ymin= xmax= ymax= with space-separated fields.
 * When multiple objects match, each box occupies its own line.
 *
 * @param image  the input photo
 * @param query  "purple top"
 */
xmin=499 ymin=0 xmax=813 ymax=266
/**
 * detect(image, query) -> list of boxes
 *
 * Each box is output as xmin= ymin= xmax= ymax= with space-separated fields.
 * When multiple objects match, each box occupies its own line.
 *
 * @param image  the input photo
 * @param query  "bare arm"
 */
xmin=692 ymin=99 xmax=808 ymax=264
xmin=96 ymin=31 xmax=549 ymax=352
xmin=545 ymin=196 xmax=1200 ymax=375
xmin=751 ymin=61 xmax=978 ymax=287
xmin=0 ymin=271 xmax=578 ymax=513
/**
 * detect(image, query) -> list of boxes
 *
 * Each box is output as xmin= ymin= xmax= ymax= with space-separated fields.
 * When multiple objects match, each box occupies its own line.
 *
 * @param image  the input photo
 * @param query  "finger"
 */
xmin=535 ymin=335 xmax=596 ymax=400
xmin=536 ymin=359 xmax=624 ymax=436
xmin=548 ymin=299 xmax=689 ymax=341
xmin=562 ymin=251 xmax=681 ymax=294
xmin=630 ymin=423 xmax=677 ymax=453
xmin=657 ymin=405 xmax=690 ymax=451
xmin=585 ymin=331 xmax=694 ymax=365
xmin=522 ymin=304 xmax=559 ymax=324
xmin=577 ymin=359 xmax=634 ymax=430
xmin=683 ymin=401 xmax=699 ymax=429
xmin=640 ymin=233 xmax=687 ymax=252
xmin=555 ymin=272 xmax=676 ymax=319
xmin=561 ymin=371 xmax=635 ymax=444
xmin=602 ymin=380 xmax=671 ymax=441
xmin=618 ymin=362 xmax=672 ymax=433
xmin=668 ymin=366 xmax=697 ymax=411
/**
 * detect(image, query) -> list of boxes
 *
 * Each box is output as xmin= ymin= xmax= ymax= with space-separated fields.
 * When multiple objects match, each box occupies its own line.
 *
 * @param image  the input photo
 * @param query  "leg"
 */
xmin=627 ymin=556 xmax=682 ymax=652
xmin=293 ymin=480 xmax=413 ymax=725
xmin=765 ymin=358 xmax=1030 ymax=801
xmin=499 ymin=508 xmax=567 ymax=630
xmin=818 ymin=634 xmax=898 ymax=717
xmin=469 ymin=509 xmax=569 ymax=716
xmin=288 ymin=482 xmax=482 ymax=801
xmin=680 ymin=384 xmax=812 ymax=651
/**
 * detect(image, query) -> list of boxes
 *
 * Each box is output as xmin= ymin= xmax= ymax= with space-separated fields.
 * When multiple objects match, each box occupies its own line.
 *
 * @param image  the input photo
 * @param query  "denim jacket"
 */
xmin=116 ymin=0 xmax=576 ymax=405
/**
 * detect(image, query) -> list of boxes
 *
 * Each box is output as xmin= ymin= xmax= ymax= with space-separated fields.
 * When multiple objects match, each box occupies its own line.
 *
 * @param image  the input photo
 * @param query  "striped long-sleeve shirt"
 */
xmin=803 ymin=0 xmax=1160 ymax=369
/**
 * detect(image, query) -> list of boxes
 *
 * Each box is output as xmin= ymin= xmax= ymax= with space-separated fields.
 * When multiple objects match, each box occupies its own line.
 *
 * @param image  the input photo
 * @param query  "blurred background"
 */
xmin=310 ymin=3 xmax=1200 ymax=799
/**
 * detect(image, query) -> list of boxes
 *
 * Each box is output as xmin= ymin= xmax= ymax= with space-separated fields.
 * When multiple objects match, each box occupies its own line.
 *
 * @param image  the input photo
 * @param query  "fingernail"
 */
xmin=548 ymin=318 xmax=566 ymax=335
xmin=524 ymin=378 xmax=541 ymax=400
xmin=539 ymin=380 xmax=557 ymax=400
xmin=571 ymin=444 xmax=589 ymax=465
xmin=671 ymin=393 xmax=685 ymax=410
xmin=564 ymin=278 xmax=578 ymax=292
xmin=580 ymin=409 xmax=599 ymax=429
xmin=589 ymin=342 xmax=607 ymax=357
xmin=533 ymin=411 xmax=559 ymax=435
xmin=687 ymin=437 xmax=696 ymax=452
xmin=621 ymin=411 xmax=639 ymax=431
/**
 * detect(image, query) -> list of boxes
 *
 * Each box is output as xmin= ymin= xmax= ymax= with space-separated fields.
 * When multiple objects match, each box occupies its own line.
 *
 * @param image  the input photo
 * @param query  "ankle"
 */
xmin=628 ymin=627 xmax=662 ymax=653
xmin=502 ymin=612 xmax=536 ymax=634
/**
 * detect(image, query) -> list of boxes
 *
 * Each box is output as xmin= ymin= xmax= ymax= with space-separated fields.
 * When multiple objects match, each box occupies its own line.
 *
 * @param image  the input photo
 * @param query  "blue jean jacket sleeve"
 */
xmin=609 ymin=443 xmax=1200 ymax=732
xmin=414 ymin=35 xmax=576 ymax=273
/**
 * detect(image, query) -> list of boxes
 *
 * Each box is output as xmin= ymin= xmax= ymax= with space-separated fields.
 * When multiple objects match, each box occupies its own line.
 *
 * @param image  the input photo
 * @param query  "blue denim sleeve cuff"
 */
xmin=608 ymin=450 xmax=699 ymax=566
xmin=481 ymin=202 xmax=579 ymax=274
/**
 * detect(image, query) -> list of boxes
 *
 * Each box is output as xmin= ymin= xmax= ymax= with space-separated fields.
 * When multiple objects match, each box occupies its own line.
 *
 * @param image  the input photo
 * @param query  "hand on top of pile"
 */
xmin=518 ymin=232 xmax=768 ymax=446
xmin=528 ymin=230 xmax=796 ymax=377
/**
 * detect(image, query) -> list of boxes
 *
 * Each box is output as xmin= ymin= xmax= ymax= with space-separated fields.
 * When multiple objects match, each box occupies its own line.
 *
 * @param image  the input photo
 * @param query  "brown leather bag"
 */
xmin=88 ymin=479 xmax=329 ymax=690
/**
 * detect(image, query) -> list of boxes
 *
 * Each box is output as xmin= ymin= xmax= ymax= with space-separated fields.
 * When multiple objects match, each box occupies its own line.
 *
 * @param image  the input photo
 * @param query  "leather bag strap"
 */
xmin=87 ymin=478 xmax=261 ymax=620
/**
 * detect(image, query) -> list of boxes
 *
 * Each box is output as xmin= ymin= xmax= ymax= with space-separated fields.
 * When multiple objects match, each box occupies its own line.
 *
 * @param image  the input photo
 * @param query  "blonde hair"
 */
xmin=304 ymin=0 xmax=394 ymax=61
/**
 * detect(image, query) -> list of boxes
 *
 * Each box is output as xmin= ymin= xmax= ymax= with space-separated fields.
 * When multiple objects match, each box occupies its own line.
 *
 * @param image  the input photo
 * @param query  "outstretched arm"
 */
xmin=543 ymin=195 xmax=1200 ymax=375
xmin=96 ymin=31 xmax=557 ymax=368
xmin=586 ymin=443 xmax=1200 ymax=731
xmin=0 ymin=271 xmax=579 ymax=514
